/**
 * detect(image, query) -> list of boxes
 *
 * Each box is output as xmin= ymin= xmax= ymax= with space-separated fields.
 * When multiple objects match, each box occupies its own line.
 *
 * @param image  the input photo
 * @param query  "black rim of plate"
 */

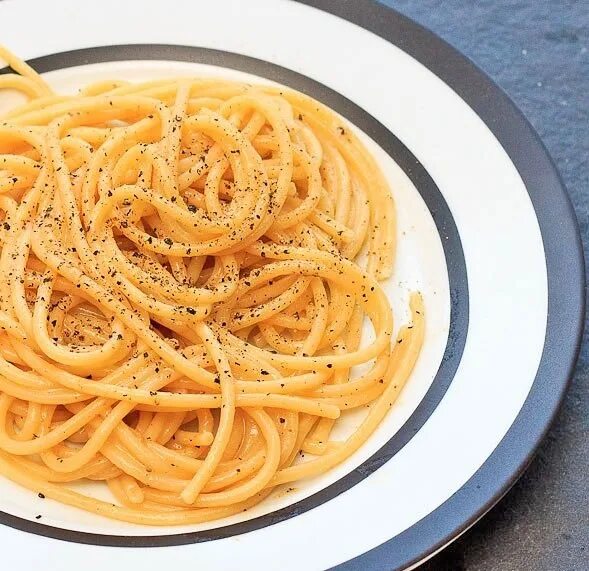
xmin=0 ymin=0 xmax=584 ymax=568
xmin=300 ymin=1 xmax=585 ymax=570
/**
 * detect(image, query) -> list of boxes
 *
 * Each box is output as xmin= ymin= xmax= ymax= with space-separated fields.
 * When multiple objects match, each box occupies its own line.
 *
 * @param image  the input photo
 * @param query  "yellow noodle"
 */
xmin=0 ymin=47 xmax=424 ymax=524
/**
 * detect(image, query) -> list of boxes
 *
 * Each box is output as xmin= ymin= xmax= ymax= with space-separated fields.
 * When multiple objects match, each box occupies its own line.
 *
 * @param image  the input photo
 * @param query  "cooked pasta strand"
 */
xmin=0 ymin=47 xmax=424 ymax=525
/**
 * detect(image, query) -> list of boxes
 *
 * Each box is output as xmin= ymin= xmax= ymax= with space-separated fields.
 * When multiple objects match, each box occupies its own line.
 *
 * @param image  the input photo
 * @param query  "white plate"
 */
xmin=0 ymin=1 xmax=584 ymax=570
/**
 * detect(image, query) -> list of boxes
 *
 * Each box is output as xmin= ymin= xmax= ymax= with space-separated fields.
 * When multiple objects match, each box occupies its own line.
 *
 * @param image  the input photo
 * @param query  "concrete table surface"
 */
xmin=377 ymin=1 xmax=588 ymax=570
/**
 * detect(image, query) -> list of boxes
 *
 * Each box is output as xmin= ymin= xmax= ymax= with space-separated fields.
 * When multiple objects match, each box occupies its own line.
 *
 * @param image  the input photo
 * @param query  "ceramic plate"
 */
xmin=0 ymin=1 xmax=584 ymax=569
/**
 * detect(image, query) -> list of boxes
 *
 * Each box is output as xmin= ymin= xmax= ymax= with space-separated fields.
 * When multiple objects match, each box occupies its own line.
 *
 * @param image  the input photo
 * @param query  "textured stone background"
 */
xmin=378 ymin=1 xmax=588 ymax=570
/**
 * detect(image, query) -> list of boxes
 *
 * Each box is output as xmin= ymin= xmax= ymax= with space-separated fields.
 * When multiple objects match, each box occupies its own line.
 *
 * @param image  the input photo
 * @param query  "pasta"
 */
xmin=0 ymin=47 xmax=424 ymax=526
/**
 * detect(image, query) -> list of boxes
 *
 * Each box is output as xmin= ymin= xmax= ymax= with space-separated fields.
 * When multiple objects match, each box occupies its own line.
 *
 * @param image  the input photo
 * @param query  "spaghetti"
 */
xmin=0 ymin=47 xmax=424 ymax=525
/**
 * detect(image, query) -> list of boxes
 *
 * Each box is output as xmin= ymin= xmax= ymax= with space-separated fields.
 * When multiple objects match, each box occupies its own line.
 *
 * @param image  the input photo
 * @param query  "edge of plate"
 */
xmin=290 ymin=1 xmax=585 ymax=570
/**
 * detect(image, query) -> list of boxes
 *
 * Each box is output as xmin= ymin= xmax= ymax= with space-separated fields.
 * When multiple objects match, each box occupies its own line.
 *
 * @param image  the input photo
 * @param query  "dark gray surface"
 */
xmin=376 ymin=1 xmax=588 ymax=570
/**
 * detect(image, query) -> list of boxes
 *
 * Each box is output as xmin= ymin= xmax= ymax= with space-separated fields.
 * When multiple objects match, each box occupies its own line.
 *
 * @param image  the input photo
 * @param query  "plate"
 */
xmin=0 ymin=0 xmax=584 ymax=569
